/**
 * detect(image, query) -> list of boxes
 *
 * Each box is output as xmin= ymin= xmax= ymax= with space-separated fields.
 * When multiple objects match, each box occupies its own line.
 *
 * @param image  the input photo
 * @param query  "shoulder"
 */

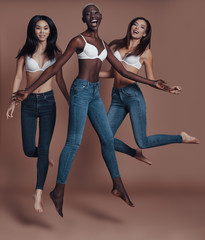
xmin=68 ymin=35 xmax=85 ymax=49
xmin=17 ymin=55 xmax=25 ymax=64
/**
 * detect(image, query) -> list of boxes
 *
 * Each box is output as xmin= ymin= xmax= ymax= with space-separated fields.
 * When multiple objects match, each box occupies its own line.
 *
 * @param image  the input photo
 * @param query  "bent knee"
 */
xmin=137 ymin=139 xmax=148 ymax=149
xmin=23 ymin=147 xmax=37 ymax=157
xmin=101 ymin=137 xmax=114 ymax=147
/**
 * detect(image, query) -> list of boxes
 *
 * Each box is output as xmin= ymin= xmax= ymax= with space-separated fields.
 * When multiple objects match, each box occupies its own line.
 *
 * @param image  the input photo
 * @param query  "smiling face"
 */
xmin=82 ymin=5 xmax=102 ymax=31
xmin=130 ymin=19 xmax=147 ymax=40
xmin=34 ymin=20 xmax=50 ymax=42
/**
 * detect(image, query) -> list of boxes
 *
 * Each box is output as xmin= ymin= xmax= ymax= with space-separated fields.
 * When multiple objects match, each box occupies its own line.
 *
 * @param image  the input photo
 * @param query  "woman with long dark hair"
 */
xmin=14 ymin=6 xmax=181 ymax=217
xmin=6 ymin=15 xmax=69 ymax=213
xmin=100 ymin=17 xmax=199 ymax=165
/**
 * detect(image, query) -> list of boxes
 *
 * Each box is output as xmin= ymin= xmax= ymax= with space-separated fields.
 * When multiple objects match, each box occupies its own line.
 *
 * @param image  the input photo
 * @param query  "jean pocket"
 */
xmin=71 ymin=83 xmax=88 ymax=96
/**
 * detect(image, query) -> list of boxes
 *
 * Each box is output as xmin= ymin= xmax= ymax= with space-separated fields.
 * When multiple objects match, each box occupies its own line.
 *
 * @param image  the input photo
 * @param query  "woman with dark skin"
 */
xmin=6 ymin=15 xmax=69 ymax=213
xmin=14 ymin=5 xmax=180 ymax=217
xmin=100 ymin=17 xmax=199 ymax=165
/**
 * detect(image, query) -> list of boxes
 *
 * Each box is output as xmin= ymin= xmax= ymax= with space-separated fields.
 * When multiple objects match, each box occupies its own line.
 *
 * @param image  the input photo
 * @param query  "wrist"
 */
xmin=149 ymin=80 xmax=156 ymax=87
xmin=9 ymin=96 xmax=16 ymax=104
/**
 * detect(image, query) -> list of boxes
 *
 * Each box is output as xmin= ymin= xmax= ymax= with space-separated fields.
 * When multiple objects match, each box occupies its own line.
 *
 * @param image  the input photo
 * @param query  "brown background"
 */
xmin=0 ymin=0 xmax=205 ymax=239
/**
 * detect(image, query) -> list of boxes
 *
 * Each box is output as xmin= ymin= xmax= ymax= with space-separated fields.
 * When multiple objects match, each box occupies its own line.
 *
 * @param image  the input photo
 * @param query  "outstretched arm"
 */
xmin=106 ymin=43 xmax=176 ymax=92
xmin=55 ymin=52 xmax=70 ymax=105
xmin=143 ymin=49 xmax=181 ymax=94
xmin=15 ymin=37 xmax=81 ymax=101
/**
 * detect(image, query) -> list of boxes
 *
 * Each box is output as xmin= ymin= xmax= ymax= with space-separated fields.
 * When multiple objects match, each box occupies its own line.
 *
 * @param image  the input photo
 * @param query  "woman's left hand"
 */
xmin=169 ymin=85 xmax=182 ymax=95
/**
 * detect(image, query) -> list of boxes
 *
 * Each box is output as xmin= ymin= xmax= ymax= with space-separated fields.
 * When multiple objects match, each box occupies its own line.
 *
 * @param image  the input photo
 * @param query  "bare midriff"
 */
xmin=113 ymin=62 xmax=140 ymax=89
xmin=26 ymin=71 xmax=54 ymax=93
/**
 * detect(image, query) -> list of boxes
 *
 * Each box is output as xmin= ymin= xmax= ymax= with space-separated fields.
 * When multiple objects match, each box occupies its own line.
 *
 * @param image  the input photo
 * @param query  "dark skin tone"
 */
xmin=13 ymin=5 xmax=181 ymax=217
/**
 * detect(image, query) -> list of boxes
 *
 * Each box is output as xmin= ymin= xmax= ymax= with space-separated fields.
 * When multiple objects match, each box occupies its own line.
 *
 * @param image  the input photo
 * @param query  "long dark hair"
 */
xmin=16 ymin=15 xmax=60 ymax=60
xmin=109 ymin=17 xmax=152 ymax=56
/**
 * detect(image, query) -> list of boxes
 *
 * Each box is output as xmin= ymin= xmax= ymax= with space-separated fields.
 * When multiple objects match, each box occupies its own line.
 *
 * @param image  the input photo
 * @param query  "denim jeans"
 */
xmin=107 ymin=83 xmax=182 ymax=157
xmin=21 ymin=90 xmax=56 ymax=189
xmin=57 ymin=78 xmax=120 ymax=184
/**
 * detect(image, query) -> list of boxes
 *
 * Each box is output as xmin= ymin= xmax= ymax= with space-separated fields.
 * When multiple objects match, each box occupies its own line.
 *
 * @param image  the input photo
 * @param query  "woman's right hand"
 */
xmin=6 ymin=102 xmax=16 ymax=119
xmin=154 ymin=79 xmax=168 ymax=91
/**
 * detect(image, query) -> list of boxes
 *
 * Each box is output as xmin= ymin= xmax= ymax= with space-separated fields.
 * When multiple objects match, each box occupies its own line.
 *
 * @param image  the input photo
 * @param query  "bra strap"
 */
xmin=102 ymin=40 xmax=106 ymax=49
xmin=80 ymin=34 xmax=87 ymax=43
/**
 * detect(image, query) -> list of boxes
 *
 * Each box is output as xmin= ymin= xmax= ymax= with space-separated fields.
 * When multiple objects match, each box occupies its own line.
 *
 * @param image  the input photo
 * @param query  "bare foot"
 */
xmin=135 ymin=148 xmax=152 ymax=165
xmin=181 ymin=132 xmax=199 ymax=144
xmin=49 ymin=158 xmax=54 ymax=167
xmin=33 ymin=189 xmax=43 ymax=213
xmin=111 ymin=177 xmax=135 ymax=207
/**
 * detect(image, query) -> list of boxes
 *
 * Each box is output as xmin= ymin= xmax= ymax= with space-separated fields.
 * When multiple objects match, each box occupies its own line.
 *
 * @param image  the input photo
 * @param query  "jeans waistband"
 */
xmin=112 ymin=83 xmax=139 ymax=93
xmin=29 ymin=90 xmax=54 ymax=99
xmin=74 ymin=78 xmax=100 ymax=87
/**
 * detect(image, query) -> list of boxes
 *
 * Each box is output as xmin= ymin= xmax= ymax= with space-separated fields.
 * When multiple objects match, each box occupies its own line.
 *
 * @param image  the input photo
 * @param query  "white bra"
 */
xmin=114 ymin=50 xmax=142 ymax=70
xmin=77 ymin=34 xmax=107 ymax=62
xmin=25 ymin=56 xmax=56 ymax=72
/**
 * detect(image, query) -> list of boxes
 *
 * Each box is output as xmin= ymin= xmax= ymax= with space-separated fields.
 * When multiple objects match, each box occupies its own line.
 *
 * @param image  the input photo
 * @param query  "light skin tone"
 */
xmin=6 ymin=20 xmax=69 ymax=213
xmin=12 ymin=6 xmax=196 ymax=215
xmin=100 ymin=19 xmax=199 ymax=164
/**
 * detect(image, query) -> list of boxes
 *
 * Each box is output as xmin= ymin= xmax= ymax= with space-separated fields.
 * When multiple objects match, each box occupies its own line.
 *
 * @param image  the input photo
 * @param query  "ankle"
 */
xmin=35 ymin=189 xmax=43 ymax=196
xmin=53 ymin=183 xmax=65 ymax=196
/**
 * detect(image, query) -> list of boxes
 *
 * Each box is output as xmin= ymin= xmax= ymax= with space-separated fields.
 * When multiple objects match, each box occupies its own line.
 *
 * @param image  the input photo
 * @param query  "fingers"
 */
xmin=162 ymin=80 xmax=167 ymax=84
xmin=13 ymin=94 xmax=23 ymax=102
xmin=169 ymin=86 xmax=182 ymax=95
xmin=11 ymin=95 xmax=17 ymax=102
xmin=156 ymin=80 xmax=169 ymax=91
xmin=170 ymin=90 xmax=181 ymax=95
xmin=6 ymin=110 xmax=13 ymax=119
xmin=175 ymin=86 xmax=182 ymax=91
xmin=156 ymin=81 xmax=182 ymax=95
xmin=171 ymin=85 xmax=182 ymax=90
xmin=158 ymin=79 xmax=167 ymax=84
xmin=163 ymin=85 xmax=171 ymax=91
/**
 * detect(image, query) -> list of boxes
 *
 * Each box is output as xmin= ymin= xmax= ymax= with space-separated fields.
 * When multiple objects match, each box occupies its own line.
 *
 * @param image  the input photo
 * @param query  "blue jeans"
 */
xmin=107 ymin=83 xmax=183 ymax=157
xmin=21 ymin=90 xmax=56 ymax=189
xmin=57 ymin=78 xmax=120 ymax=184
